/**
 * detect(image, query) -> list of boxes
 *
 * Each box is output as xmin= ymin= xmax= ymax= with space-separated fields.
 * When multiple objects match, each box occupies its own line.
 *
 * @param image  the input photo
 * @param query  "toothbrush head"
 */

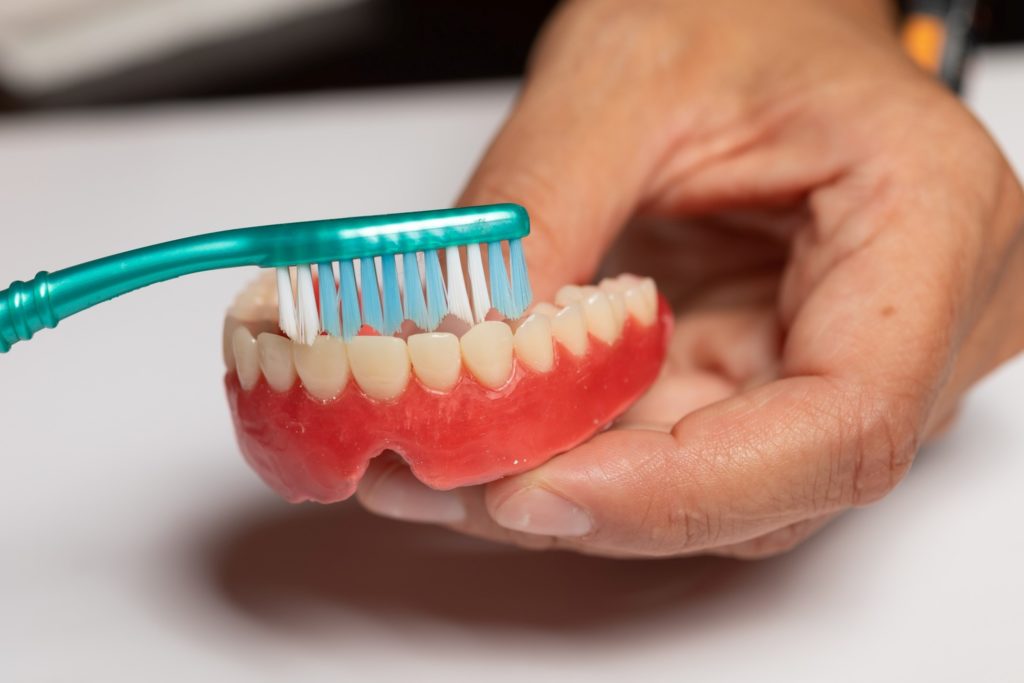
xmin=274 ymin=205 xmax=533 ymax=343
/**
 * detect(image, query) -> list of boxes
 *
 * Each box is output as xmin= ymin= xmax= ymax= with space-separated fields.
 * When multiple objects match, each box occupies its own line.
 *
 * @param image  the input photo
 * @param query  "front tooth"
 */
xmin=408 ymin=332 xmax=461 ymax=392
xmin=232 ymin=326 xmax=261 ymax=390
xmin=293 ymin=336 xmax=349 ymax=400
xmin=581 ymin=291 xmax=618 ymax=345
xmin=513 ymin=314 xmax=554 ymax=373
xmin=460 ymin=321 xmax=514 ymax=389
xmin=257 ymin=333 xmax=297 ymax=392
xmin=551 ymin=302 xmax=588 ymax=357
xmin=348 ymin=336 xmax=411 ymax=401
xmin=624 ymin=282 xmax=657 ymax=326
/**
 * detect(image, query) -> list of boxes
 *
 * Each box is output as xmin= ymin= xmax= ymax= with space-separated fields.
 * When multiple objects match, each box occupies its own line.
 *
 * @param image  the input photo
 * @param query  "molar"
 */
xmin=625 ymin=278 xmax=658 ymax=326
xmin=581 ymin=291 xmax=618 ymax=345
xmin=606 ymin=291 xmax=627 ymax=331
xmin=408 ymin=332 xmax=462 ymax=392
xmin=293 ymin=336 xmax=349 ymax=401
xmin=257 ymin=333 xmax=297 ymax=392
xmin=460 ymin=321 xmax=514 ymax=389
xmin=551 ymin=302 xmax=588 ymax=357
xmin=348 ymin=336 xmax=411 ymax=401
xmin=232 ymin=326 xmax=261 ymax=390
xmin=554 ymin=284 xmax=584 ymax=306
xmin=530 ymin=302 xmax=560 ymax=318
xmin=513 ymin=313 xmax=554 ymax=373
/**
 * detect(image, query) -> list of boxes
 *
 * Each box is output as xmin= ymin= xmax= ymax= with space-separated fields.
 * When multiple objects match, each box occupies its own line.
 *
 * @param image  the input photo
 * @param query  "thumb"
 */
xmin=456 ymin=28 xmax=662 ymax=299
xmin=482 ymin=376 xmax=919 ymax=557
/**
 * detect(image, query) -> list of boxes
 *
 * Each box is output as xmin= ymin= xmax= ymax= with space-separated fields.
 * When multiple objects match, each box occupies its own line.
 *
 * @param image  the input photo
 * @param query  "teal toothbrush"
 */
xmin=0 ymin=204 xmax=531 ymax=353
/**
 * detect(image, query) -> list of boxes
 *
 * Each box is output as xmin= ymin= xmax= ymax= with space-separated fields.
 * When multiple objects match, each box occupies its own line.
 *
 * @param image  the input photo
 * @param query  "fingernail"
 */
xmin=492 ymin=487 xmax=592 ymax=537
xmin=361 ymin=467 xmax=465 ymax=524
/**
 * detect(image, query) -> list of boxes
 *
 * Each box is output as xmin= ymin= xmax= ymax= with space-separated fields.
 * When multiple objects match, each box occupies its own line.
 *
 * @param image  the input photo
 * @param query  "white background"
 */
xmin=1 ymin=49 xmax=1022 ymax=682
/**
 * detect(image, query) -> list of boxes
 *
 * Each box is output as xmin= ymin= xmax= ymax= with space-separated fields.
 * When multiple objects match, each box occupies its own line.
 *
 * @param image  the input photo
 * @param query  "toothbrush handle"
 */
xmin=0 ymin=234 xmax=257 ymax=353
xmin=0 ymin=273 xmax=58 ymax=352
xmin=0 ymin=204 xmax=529 ymax=353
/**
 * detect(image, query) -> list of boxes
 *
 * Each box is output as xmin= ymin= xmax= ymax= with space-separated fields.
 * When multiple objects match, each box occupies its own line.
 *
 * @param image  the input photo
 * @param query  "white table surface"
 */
xmin=2 ymin=48 xmax=1022 ymax=682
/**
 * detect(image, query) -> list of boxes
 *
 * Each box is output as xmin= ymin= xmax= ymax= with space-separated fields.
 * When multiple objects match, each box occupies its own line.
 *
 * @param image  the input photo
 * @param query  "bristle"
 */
xmin=295 ymin=265 xmax=320 ymax=344
xmin=276 ymin=267 xmax=298 ymax=340
xmin=359 ymin=257 xmax=384 ymax=333
xmin=381 ymin=254 xmax=403 ymax=335
xmin=508 ymin=238 xmax=532 ymax=318
xmin=338 ymin=259 xmax=362 ymax=340
xmin=445 ymin=246 xmax=473 ymax=325
xmin=487 ymin=242 xmax=514 ymax=319
xmin=317 ymin=262 xmax=341 ymax=337
xmin=424 ymin=249 xmax=447 ymax=330
xmin=402 ymin=252 xmax=429 ymax=329
xmin=466 ymin=243 xmax=491 ymax=323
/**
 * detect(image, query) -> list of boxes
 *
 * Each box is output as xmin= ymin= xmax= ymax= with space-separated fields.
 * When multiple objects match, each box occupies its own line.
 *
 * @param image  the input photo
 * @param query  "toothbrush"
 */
xmin=0 ymin=204 xmax=531 ymax=353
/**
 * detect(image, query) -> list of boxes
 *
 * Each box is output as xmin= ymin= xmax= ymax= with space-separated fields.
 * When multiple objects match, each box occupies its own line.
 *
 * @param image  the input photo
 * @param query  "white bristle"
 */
xmin=445 ymin=246 xmax=473 ymax=325
xmin=466 ymin=243 xmax=491 ymax=323
xmin=294 ymin=264 xmax=320 ymax=345
xmin=275 ymin=267 xmax=298 ymax=340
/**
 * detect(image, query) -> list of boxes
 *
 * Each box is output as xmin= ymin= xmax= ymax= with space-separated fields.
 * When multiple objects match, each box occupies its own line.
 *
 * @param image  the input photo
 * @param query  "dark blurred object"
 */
xmin=0 ymin=0 xmax=558 ymax=112
xmin=0 ymin=0 xmax=1018 ymax=113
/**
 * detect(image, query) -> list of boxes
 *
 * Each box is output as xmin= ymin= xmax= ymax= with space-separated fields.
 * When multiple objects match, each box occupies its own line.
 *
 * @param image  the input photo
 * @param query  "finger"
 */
xmin=356 ymin=454 xmax=466 ymax=525
xmin=455 ymin=6 xmax=670 ymax=299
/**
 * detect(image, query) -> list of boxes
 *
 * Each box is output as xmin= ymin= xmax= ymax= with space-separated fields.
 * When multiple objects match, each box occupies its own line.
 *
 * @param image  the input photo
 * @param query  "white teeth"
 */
xmin=554 ymin=284 xmax=584 ymax=307
xmin=606 ymin=291 xmax=627 ymax=331
xmin=460 ymin=320 xmax=514 ymax=389
xmin=640 ymin=277 xmax=658 ymax=310
xmin=293 ymin=336 xmax=349 ymax=400
xmin=551 ymin=302 xmax=588 ymax=357
xmin=624 ymin=278 xmax=658 ymax=326
xmin=408 ymin=332 xmax=462 ymax=392
xmin=513 ymin=314 xmax=554 ymax=373
xmin=348 ymin=336 xmax=411 ymax=401
xmin=530 ymin=302 xmax=561 ymax=318
xmin=232 ymin=326 xmax=261 ymax=390
xmin=257 ymin=333 xmax=297 ymax=392
xmin=224 ymin=319 xmax=239 ymax=370
xmin=598 ymin=276 xmax=629 ymax=294
xmin=581 ymin=291 xmax=618 ymax=345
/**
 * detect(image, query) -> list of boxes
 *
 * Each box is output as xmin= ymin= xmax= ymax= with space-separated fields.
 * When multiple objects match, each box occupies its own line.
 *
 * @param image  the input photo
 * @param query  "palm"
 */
xmin=602 ymin=215 xmax=790 ymax=432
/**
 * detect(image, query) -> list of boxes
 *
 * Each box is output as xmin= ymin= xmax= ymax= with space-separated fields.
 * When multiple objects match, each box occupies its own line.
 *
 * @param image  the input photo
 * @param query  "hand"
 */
xmin=356 ymin=0 xmax=1024 ymax=558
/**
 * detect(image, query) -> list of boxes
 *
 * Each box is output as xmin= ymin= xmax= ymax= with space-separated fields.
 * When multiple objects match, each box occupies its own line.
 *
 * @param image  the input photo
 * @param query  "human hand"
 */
xmin=356 ymin=0 xmax=1024 ymax=558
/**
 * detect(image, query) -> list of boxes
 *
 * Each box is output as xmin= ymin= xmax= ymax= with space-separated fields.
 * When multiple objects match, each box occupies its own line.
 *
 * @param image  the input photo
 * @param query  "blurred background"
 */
xmin=0 ymin=0 xmax=1020 ymax=112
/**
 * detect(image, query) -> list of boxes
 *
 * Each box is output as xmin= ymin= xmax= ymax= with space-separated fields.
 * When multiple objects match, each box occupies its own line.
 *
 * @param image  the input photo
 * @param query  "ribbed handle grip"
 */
xmin=0 ymin=272 xmax=58 ymax=352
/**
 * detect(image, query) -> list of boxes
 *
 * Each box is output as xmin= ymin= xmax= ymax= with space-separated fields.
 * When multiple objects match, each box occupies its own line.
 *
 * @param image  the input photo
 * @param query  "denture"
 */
xmin=224 ymin=273 xmax=671 ymax=503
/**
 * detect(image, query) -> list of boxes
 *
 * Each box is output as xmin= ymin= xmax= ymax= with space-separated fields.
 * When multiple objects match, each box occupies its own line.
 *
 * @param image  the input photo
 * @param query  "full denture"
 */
xmin=224 ymin=273 xmax=671 ymax=503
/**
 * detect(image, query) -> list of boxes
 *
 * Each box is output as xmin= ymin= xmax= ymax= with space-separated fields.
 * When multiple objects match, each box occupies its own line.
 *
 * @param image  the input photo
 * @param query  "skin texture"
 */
xmin=356 ymin=0 xmax=1024 ymax=558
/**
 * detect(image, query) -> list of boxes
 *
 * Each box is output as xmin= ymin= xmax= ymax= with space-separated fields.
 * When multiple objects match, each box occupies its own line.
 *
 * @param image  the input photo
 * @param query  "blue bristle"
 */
xmin=508 ymin=238 xmax=532 ymax=318
xmin=339 ymin=259 xmax=362 ymax=339
xmin=423 ymin=249 xmax=447 ymax=330
xmin=317 ymin=262 xmax=341 ymax=336
xmin=487 ymin=241 xmax=514 ymax=318
xmin=381 ymin=255 xmax=403 ymax=335
xmin=402 ymin=252 xmax=429 ymax=329
xmin=359 ymin=257 xmax=383 ymax=333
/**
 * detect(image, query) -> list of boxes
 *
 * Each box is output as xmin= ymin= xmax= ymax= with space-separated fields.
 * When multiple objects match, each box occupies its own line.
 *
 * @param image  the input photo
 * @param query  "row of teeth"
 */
xmin=228 ymin=275 xmax=657 ymax=401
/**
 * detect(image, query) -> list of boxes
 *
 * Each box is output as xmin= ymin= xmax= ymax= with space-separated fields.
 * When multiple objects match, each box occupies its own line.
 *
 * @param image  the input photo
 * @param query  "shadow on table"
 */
xmin=200 ymin=500 xmax=758 ymax=633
